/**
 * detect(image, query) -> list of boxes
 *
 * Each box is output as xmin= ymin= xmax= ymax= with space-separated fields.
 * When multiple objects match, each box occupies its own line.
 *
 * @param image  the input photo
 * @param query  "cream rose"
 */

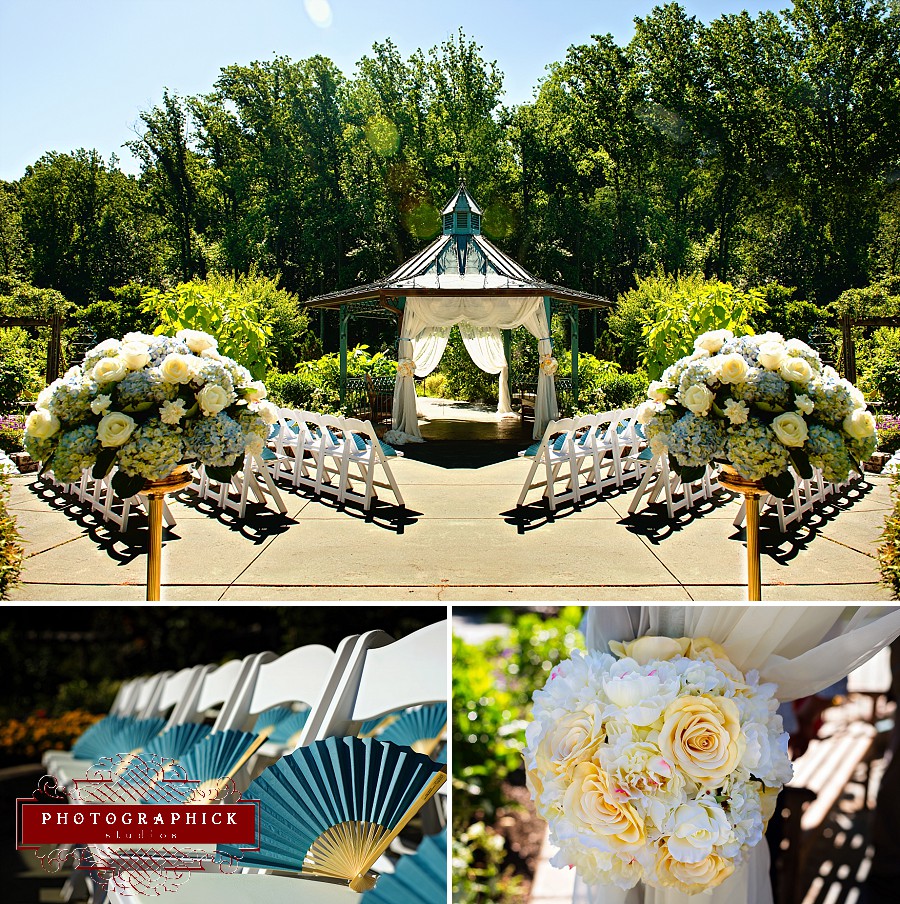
xmin=159 ymin=353 xmax=196 ymax=384
xmin=90 ymin=394 xmax=112 ymax=416
xmin=680 ymin=384 xmax=714 ymax=416
xmin=198 ymin=383 xmax=232 ymax=416
xmin=96 ymin=411 xmax=136 ymax=447
xmin=257 ymin=401 xmax=279 ymax=425
xmin=843 ymin=408 xmax=876 ymax=440
xmin=648 ymin=381 xmax=670 ymax=403
xmin=119 ymin=340 xmax=151 ymax=370
xmin=849 ymin=384 xmax=867 ymax=409
xmin=636 ymin=400 xmax=662 ymax=425
xmin=245 ymin=380 xmax=268 ymax=403
xmin=25 ymin=408 xmax=60 ymax=439
xmin=772 ymin=411 xmax=809 ymax=447
xmin=656 ymin=844 xmax=735 ymax=894
xmin=795 ymin=394 xmax=814 ymax=415
xmin=756 ymin=341 xmax=787 ymax=371
xmin=664 ymin=799 xmax=732 ymax=862
xmin=659 ymin=695 xmax=744 ymax=789
xmin=176 ymin=329 xmax=218 ymax=354
xmin=533 ymin=705 xmax=605 ymax=779
xmin=563 ymin=761 xmax=645 ymax=847
xmin=35 ymin=385 xmax=56 ymax=410
xmin=715 ymin=353 xmax=749 ymax=384
xmin=693 ymin=329 xmax=733 ymax=354
xmin=609 ymin=635 xmax=688 ymax=665
xmin=723 ymin=398 xmax=749 ymax=425
xmin=92 ymin=356 xmax=128 ymax=383
xmin=396 ymin=358 xmax=416 ymax=379
xmin=779 ymin=356 xmax=813 ymax=385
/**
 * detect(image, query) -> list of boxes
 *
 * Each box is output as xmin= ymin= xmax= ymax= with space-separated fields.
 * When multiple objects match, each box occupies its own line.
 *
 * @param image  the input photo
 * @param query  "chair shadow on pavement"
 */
xmin=618 ymin=491 xmax=738 ymax=544
xmin=501 ymin=483 xmax=635 ymax=534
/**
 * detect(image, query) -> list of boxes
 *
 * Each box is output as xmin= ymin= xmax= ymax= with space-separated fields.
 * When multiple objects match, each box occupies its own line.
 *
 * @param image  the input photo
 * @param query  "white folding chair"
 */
xmin=336 ymin=417 xmax=405 ymax=511
xmin=516 ymin=417 xmax=581 ymax=513
xmin=628 ymin=452 xmax=718 ymax=517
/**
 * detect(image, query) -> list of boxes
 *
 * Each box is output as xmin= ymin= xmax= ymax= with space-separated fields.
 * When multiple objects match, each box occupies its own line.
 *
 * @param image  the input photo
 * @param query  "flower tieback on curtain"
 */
xmin=396 ymin=358 xmax=417 ymax=379
xmin=540 ymin=354 xmax=559 ymax=376
xmin=524 ymin=635 xmax=792 ymax=895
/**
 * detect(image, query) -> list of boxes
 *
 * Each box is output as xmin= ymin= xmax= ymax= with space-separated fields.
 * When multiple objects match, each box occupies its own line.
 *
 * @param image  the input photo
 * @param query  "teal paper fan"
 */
xmin=71 ymin=715 xmax=132 ymax=759
xmin=358 ymin=708 xmax=404 ymax=738
xmin=379 ymin=704 xmax=447 ymax=756
xmin=253 ymin=706 xmax=311 ymax=745
xmin=362 ymin=829 xmax=447 ymax=904
xmin=143 ymin=722 xmax=212 ymax=759
xmin=141 ymin=729 xmax=268 ymax=803
xmin=73 ymin=717 xmax=165 ymax=762
xmin=217 ymin=735 xmax=447 ymax=891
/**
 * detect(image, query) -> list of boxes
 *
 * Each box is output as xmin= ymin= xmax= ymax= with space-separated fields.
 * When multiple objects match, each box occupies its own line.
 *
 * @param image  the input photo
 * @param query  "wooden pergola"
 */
xmin=303 ymin=185 xmax=613 ymax=405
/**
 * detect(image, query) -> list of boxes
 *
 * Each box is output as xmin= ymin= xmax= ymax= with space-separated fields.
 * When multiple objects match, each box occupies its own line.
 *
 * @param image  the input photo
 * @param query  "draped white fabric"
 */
xmin=458 ymin=323 xmax=514 ymax=415
xmin=390 ymin=296 xmax=557 ymax=443
xmin=412 ymin=326 xmax=451 ymax=378
xmin=572 ymin=605 xmax=900 ymax=904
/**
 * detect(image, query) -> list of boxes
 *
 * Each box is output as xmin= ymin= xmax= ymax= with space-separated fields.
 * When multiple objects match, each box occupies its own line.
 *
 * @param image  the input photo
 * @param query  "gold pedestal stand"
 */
xmin=142 ymin=465 xmax=193 ymax=601
xmin=717 ymin=464 xmax=768 ymax=601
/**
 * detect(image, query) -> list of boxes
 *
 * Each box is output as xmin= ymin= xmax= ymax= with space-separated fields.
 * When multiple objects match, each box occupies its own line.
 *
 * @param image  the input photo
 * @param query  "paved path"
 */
xmin=5 ymin=458 xmax=892 ymax=601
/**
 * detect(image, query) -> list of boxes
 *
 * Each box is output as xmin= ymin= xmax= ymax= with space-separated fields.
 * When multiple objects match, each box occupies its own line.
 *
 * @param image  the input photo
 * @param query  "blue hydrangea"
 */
xmin=806 ymin=424 xmax=852 ymax=482
xmin=734 ymin=369 xmax=791 ymax=411
xmin=193 ymin=361 xmax=235 ymax=395
xmin=660 ymin=357 xmax=694 ymax=389
xmin=726 ymin=419 xmax=790 ymax=481
xmin=147 ymin=336 xmax=191 ymax=366
xmin=720 ymin=335 xmax=763 ymax=365
xmin=234 ymin=409 xmax=268 ymax=443
xmin=116 ymin=418 xmax=185 ymax=480
xmin=848 ymin=433 xmax=877 ymax=463
xmin=667 ymin=412 xmax=726 ymax=468
xmin=47 ymin=371 xmax=98 ymax=425
xmin=677 ymin=360 xmax=718 ymax=396
xmin=184 ymin=412 xmax=246 ymax=468
xmin=51 ymin=424 xmax=100 ymax=483
xmin=218 ymin=357 xmax=252 ymax=389
xmin=807 ymin=378 xmax=855 ymax=425
xmin=24 ymin=433 xmax=56 ymax=465
xmin=644 ymin=408 xmax=677 ymax=447
xmin=116 ymin=368 xmax=178 ymax=411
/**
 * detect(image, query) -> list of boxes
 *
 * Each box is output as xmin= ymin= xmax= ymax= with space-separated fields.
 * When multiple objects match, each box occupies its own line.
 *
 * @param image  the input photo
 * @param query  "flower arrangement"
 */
xmin=396 ymin=358 xmax=417 ymax=379
xmin=524 ymin=636 xmax=791 ymax=894
xmin=22 ymin=331 xmax=279 ymax=498
xmin=636 ymin=330 xmax=876 ymax=496
xmin=540 ymin=354 xmax=559 ymax=376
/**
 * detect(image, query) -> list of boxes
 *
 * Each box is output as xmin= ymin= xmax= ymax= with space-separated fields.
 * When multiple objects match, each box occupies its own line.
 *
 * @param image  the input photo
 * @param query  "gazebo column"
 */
xmin=570 ymin=307 xmax=580 ymax=406
xmin=339 ymin=304 xmax=350 ymax=404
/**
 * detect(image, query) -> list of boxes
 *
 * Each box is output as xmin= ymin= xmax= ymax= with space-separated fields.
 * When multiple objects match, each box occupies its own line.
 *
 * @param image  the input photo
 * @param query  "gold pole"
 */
xmin=745 ymin=494 xmax=761 ymax=602
xmin=147 ymin=495 xmax=163 ymax=602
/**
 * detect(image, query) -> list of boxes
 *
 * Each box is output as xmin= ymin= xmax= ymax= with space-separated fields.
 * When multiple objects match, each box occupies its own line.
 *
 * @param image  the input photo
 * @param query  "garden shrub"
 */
xmin=879 ymin=477 xmax=900 ymax=599
xmin=438 ymin=329 xmax=499 ymax=403
xmin=859 ymin=327 xmax=900 ymax=412
xmin=78 ymin=284 xmax=157 ymax=342
xmin=0 ymin=327 xmax=43 ymax=411
xmin=266 ymin=371 xmax=340 ymax=414
xmin=751 ymin=285 xmax=828 ymax=344
xmin=423 ymin=373 xmax=448 ymax=398
xmin=0 ymin=415 xmax=24 ymax=454
xmin=878 ymin=416 xmax=900 ymax=456
xmin=0 ymin=473 xmax=23 ymax=600
xmin=0 ymin=709 xmax=102 ymax=762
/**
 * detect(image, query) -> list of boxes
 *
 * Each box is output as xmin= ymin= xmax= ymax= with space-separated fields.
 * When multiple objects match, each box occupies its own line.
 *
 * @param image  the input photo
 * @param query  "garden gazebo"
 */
xmin=304 ymin=185 xmax=613 ymax=441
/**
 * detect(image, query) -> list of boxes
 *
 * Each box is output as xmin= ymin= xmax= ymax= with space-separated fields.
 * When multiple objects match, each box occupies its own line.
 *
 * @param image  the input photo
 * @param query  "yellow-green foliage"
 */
xmin=0 ymin=474 xmax=23 ymax=599
xmin=880 ymin=478 xmax=900 ymax=599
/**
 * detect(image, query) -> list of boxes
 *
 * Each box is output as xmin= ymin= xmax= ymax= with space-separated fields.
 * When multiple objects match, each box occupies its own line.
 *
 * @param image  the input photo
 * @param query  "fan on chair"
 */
xmin=362 ymin=829 xmax=447 ymax=904
xmin=253 ymin=705 xmax=311 ymax=746
xmin=115 ymin=722 xmax=215 ymax=788
xmin=378 ymin=704 xmax=446 ymax=757
xmin=140 ymin=728 xmax=270 ymax=803
xmin=70 ymin=715 xmax=132 ymax=759
xmin=71 ymin=716 xmax=166 ymax=762
xmin=216 ymin=735 xmax=447 ymax=892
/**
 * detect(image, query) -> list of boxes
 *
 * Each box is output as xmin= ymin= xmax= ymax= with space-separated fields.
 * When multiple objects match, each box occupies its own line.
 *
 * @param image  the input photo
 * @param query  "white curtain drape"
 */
xmin=458 ymin=323 xmax=514 ymax=416
xmin=388 ymin=296 xmax=558 ymax=443
xmin=412 ymin=326 xmax=451 ymax=378
xmin=573 ymin=605 xmax=900 ymax=904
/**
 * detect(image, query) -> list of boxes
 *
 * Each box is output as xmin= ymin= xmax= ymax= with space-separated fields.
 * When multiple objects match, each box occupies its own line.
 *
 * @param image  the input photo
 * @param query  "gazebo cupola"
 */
xmin=442 ymin=184 xmax=482 ymax=235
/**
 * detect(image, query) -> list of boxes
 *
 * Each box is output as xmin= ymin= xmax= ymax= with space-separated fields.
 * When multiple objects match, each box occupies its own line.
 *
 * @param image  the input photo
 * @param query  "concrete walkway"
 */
xmin=5 ymin=454 xmax=893 ymax=601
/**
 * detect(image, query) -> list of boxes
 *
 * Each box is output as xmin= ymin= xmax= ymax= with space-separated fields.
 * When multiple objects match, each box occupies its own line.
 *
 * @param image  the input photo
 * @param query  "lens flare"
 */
xmin=404 ymin=202 xmax=440 ymax=239
xmin=304 ymin=0 xmax=333 ymax=29
xmin=364 ymin=115 xmax=400 ymax=157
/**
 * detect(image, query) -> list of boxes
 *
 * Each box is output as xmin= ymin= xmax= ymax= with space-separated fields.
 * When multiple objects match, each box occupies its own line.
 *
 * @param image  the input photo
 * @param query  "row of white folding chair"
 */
xmin=42 ymin=469 xmax=176 ymax=532
xmin=628 ymin=452 xmax=719 ymax=517
xmin=267 ymin=408 xmax=404 ymax=511
xmin=732 ymin=467 xmax=862 ymax=532
xmin=191 ymin=452 xmax=287 ymax=519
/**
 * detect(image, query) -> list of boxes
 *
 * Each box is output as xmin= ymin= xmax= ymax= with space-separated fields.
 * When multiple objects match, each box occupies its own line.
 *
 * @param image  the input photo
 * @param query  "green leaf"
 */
xmin=92 ymin=447 xmax=117 ymax=479
xmin=205 ymin=463 xmax=242 ymax=483
xmin=762 ymin=470 xmax=794 ymax=499
xmin=670 ymin=459 xmax=707 ymax=483
xmin=112 ymin=469 xmax=146 ymax=499
xmin=789 ymin=448 xmax=813 ymax=480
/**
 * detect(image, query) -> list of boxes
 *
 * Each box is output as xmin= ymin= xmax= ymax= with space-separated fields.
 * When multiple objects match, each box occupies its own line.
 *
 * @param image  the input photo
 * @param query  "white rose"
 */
xmin=715 ymin=353 xmax=750 ymax=385
xmin=257 ymin=401 xmax=279 ymax=425
xmin=119 ymin=340 xmax=151 ymax=370
xmin=540 ymin=355 xmax=559 ymax=376
xmin=91 ymin=394 xmax=112 ymax=415
xmin=96 ymin=411 xmax=136 ymax=447
xmin=723 ymin=398 xmax=749 ymax=425
xmin=245 ymin=380 xmax=268 ymax=403
xmin=159 ymin=353 xmax=196 ymax=384
xmin=636 ymin=400 xmax=662 ymax=424
xmin=245 ymin=433 xmax=265 ymax=456
xmin=648 ymin=381 xmax=670 ymax=403
xmin=159 ymin=399 xmax=187 ymax=425
xmin=694 ymin=330 xmax=733 ymax=354
xmin=772 ymin=411 xmax=808 ymax=447
xmin=849 ymin=385 xmax=866 ymax=410
xmin=649 ymin=433 xmax=670 ymax=456
xmin=35 ymin=385 xmax=56 ymax=409
xmin=795 ymin=394 xmax=814 ymax=415
xmin=176 ymin=329 xmax=218 ymax=354
xmin=25 ymin=408 xmax=61 ymax=439
xmin=757 ymin=341 xmax=787 ymax=370
xmin=779 ymin=357 xmax=813 ymax=385
xmin=198 ymin=383 xmax=233 ymax=416
xmin=121 ymin=332 xmax=152 ymax=344
xmin=786 ymin=338 xmax=815 ymax=356
xmin=680 ymin=384 xmax=714 ymax=416
xmin=664 ymin=800 xmax=733 ymax=863
xmin=843 ymin=408 xmax=876 ymax=440
xmin=92 ymin=356 xmax=128 ymax=383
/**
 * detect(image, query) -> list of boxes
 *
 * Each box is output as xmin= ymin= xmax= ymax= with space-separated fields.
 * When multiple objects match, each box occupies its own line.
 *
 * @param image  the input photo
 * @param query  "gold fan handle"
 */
xmin=349 ymin=873 xmax=377 ymax=893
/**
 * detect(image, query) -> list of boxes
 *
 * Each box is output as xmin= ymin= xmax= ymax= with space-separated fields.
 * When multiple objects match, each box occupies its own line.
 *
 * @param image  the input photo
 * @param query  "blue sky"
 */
xmin=0 ymin=0 xmax=780 ymax=181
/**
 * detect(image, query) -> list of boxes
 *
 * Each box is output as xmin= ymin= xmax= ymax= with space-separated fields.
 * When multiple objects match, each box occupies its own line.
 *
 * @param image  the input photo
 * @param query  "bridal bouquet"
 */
xmin=524 ymin=635 xmax=792 ymax=894
xmin=636 ymin=330 xmax=876 ymax=497
xmin=23 ymin=330 xmax=279 ymax=497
